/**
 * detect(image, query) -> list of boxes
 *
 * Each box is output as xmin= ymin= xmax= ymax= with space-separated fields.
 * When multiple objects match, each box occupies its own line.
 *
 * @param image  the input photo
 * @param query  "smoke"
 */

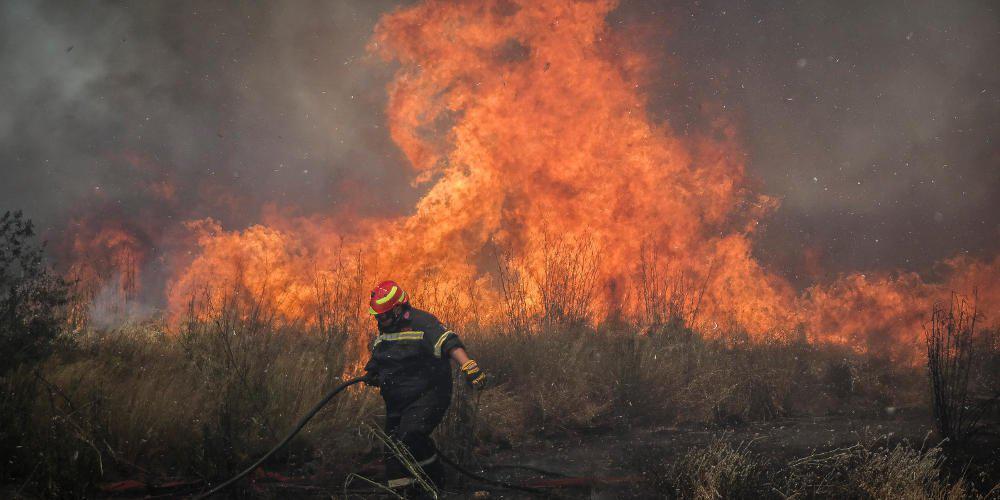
xmin=3 ymin=0 xmax=995 ymax=280
xmin=1 ymin=0 xmax=416 ymax=312
xmin=0 ymin=0 xmax=997 ymax=336
xmin=620 ymin=0 xmax=1000 ymax=282
xmin=0 ymin=0 xmax=414 ymax=230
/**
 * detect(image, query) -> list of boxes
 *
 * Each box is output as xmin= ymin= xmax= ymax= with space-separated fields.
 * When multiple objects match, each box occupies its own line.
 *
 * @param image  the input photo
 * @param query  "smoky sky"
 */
xmin=616 ymin=0 xmax=999 ymax=284
xmin=0 ymin=0 xmax=414 ymax=232
xmin=1 ymin=0 xmax=997 ymax=288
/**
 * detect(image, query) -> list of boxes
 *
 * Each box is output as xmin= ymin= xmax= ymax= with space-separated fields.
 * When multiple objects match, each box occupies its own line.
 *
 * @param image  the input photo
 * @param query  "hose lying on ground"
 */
xmin=196 ymin=376 xmax=562 ymax=498
xmin=433 ymin=444 xmax=551 ymax=496
xmin=195 ymin=377 xmax=364 ymax=499
xmin=481 ymin=464 xmax=568 ymax=478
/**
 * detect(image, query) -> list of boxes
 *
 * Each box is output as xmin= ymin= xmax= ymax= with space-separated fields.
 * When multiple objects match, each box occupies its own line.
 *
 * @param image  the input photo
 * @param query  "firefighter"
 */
xmin=361 ymin=280 xmax=487 ymax=493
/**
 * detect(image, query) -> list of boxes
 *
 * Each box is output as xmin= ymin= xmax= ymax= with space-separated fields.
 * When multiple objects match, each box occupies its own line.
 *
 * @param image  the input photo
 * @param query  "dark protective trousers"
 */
xmin=384 ymin=385 xmax=451 ymax=490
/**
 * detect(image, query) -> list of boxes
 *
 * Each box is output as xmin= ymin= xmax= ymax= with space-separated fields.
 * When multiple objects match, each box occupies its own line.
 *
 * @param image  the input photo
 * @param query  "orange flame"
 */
xmin=802 ymin=255 xmax=1000 ymax=362
xmin=114 ymin=0 xmax=996 ymax=362
xmin=66 ymin=221 xmax=145 ymax=317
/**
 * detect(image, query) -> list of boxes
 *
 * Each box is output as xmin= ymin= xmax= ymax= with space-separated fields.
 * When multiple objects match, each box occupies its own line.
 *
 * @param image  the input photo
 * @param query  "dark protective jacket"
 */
xmin=363 ymin=307 xmax=464 ymax=488
xmin=363 ymin=307 xmax=464 ymax=401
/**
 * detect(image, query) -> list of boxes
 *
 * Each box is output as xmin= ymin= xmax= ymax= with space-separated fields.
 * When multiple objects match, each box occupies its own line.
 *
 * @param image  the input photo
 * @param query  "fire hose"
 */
xmin=195 ymin=377 xmax=554 ymax=498
xmin=195 ymin=377 xmax=364 ymax=499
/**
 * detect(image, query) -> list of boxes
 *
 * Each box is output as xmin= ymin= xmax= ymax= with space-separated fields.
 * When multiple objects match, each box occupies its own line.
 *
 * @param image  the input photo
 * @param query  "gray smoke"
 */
xmin=615 ymin=0 xmax=998 ymax=283
xmin=1 ymin=0 xmax=414 ymax=232
xmin=1 ymin=0 xmax=997 ymax=291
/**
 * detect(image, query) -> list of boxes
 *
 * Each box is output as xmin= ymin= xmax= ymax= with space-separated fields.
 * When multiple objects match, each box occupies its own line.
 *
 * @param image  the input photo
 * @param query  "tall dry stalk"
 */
xmin=492 ymin=241 xmax=533 ymax=336
xmin=532 ymin=232 xmax=599 ymax=329
xmin=925 ymin=293 xmax=985 ymax=442
xmin=635 ymin=240 xmax=715 ymax=335
xmin=310 ymin=248 xmax=367 ymax=341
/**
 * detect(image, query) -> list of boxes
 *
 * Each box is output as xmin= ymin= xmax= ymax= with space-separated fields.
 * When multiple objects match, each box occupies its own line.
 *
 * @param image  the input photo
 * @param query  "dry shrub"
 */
xmin=179 ymin=296 xmax=379 ymax=479
xmin=15 ymin=287 xmax=379 ymax=496
xmin=635 ymin=240 xmax=714 ymax=336
xmin=438 ymin=382 xmax=526 ymax=450
xmin=468 ymin=315 xmax=921 ymax=437
xmin=469 ymin=326 xmax=661 ymax=434
xmin=853 ymin=445 xmax=966 ymax=499
xmin=672 ymin=343 xmax=788 ymax=425
xmin=532 ymin=234 xmax=600 ymax=329
xmin=782 ymin=434 xmax=966 ymax=499
xmin=23 ymin=325 xmax=205 ymax=495
xmin=492 ymin=244 xmax=533 ymax=336
xmin=0 ymin=211 xmax=74 ymax=494
xmin=824 ymin=357 xmax=857 ymax=399
xmin=641 ymin=434 xmax=969 ymax=500
xmin=473 ymin=328 xmax=685 ymax=433
xmin=490 ymin=232 xmax=600 ymax=335
xmin=4 ymin=254 xmax=941 ymax=497
xmin=474 ymin=234 xmax=923 ymax=431
xmin=667 ymin=439 xmax=767 ymax=500
xmin=926 ymin=293 xmax=997 ymax=443
xmin=10 ymin=320 xmax=940 ymax=497
xmin=470 ymin=386 xmax=527 ymax=445
xmin=508 ymin=331 xmax=613 ymax=432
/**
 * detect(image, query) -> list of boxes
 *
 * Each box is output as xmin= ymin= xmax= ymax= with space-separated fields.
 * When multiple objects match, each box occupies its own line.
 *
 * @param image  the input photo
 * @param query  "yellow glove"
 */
xmin=461 ymin=360 xmax=487 ymax=389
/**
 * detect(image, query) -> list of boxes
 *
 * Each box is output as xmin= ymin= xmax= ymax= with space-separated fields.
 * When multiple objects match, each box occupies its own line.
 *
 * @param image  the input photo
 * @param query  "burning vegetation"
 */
xmin=2 ymin=0 xmax=998 ymax=498
xmin=54 ymin=0 xmax=997 ymax=363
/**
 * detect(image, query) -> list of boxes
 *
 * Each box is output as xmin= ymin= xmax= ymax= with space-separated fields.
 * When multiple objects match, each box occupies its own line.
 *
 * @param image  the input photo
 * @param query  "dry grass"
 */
xmin=667 ymin=439 xmax=767 ymax=499
xmin=2 ymin=216 xmax=990 ymax=496
xmin=634 ymin=433 xmax=973 ymax=499
xmin=10 ymin=311 xmax=380 ymax=497
xmin=925 ymin=293 xmax=998 ymax=443
xmin=2 ymin=315 xmax=966 ymax=498
xmin=781 ymin=434 xmax=969 ymax=499
xmin=0 ymin=257 xmax=981 ymax=498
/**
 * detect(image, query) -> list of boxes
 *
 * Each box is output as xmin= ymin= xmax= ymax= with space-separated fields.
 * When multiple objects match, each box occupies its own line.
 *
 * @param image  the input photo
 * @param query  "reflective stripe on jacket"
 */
xmin=363 ymin=307 xmax=464 ymax=398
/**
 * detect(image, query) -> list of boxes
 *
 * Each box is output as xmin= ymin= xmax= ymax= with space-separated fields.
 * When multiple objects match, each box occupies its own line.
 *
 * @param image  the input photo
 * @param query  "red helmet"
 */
xmin=368 ymin=280 xmax=409 ymax=315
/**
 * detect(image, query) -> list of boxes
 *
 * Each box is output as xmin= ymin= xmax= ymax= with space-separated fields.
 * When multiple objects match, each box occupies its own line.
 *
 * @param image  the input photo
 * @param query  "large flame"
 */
xmin=802 ymin=255 xmax=1000 ymax=362
xmin=368 ymin=0 xmax=797 ymax=333
xmin=64 ymin=0 xmax=996 ymax=362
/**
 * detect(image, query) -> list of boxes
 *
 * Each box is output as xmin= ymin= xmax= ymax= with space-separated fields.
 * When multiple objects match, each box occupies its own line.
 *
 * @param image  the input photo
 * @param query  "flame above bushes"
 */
xmin=66 ymin=0 xmax=996 ymax=362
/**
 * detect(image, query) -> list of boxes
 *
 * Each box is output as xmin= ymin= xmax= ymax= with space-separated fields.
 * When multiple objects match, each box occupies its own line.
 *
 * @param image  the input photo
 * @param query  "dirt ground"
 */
xmin=244 ymin=409 xmax=997 ymax=499
xmin=458 ymin=414 xmax=993 ymax=498
xmin=439 ymin=413 xmax=976 ymax=498
xmin=88 ymin=407 xmax=998 ymax=498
